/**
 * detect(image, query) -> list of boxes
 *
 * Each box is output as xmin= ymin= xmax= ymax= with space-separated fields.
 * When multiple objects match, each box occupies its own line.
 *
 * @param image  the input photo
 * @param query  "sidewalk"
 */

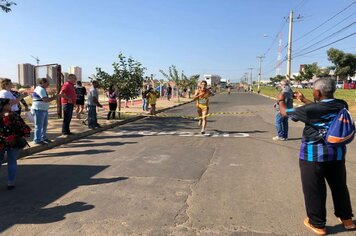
xmin=20 ymin=97 xmax=193 ymax=158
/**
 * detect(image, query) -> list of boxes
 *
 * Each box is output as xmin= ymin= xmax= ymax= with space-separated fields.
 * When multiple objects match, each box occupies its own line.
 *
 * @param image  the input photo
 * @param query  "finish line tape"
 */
xmin=116 ymin=110 xmax=261 ymax=120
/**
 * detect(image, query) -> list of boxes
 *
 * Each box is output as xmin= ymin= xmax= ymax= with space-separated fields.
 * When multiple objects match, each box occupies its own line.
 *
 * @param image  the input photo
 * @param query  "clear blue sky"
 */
xmin=1 ymin=0 xmax=355 ymax=83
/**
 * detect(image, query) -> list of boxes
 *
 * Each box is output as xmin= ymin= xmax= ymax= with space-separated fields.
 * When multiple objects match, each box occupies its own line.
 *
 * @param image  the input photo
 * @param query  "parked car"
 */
xmin=344 ymin=82 xmax=356 ymax=89
xmin=336 ymin=81 xmax=344 ymax=89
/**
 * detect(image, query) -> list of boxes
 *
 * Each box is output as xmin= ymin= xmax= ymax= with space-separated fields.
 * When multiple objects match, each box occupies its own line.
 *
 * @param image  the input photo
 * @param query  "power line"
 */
xmin=294 ymin=11 xmax=355 ymax=52
xmin=263 ymin=19 xmax=288 ymax=57
xmin=293 ymin=0 xmax=356 ymax=44
xmin=293 ymin=0 xmax=309 ymax=12
xmin=294 ymin=21 xmax=356 ymax=56
xmin=293 ymin=32 xmax=356 ymax=58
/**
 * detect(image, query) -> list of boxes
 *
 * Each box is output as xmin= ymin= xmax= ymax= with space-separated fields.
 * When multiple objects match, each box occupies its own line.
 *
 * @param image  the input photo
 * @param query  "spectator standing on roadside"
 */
xmin=87 ymin=80 xmax=103 ymax=129
xmin=142 ymin=85 xmax=149 ymax=111
xmin=278 ymin=78 xmax=355 ymax=235
xmin=273 ymin=79 xmax=293 ymax=141
xmin=0 ymin=98 xmax=31 ymax=190
xmin=166 ymin=85 xmax=172 ymax=100
xmin=32 ymin=78 xmax=62 ymax=145
xmin=106 ymin=85 xmax=118 ymax=120
xmin=0 ymin=78 xmax=28 ymax=114
xmin=59 ymin=74 xmax=77 ymax=135
xmin=74 ymin=81 xmax=87 ymax=119
xmin=147 ymin=87 xmax=159 ymax=115
xmin=11 ymin=89 xmax=29 ymax=116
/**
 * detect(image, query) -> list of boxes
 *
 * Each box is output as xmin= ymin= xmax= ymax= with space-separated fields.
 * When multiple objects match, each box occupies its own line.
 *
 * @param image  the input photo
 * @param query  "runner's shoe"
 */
xmin=338 ymin=218 xmax=356 ymax=230
xmin=304 ymin=218 xmax=326 ymax=235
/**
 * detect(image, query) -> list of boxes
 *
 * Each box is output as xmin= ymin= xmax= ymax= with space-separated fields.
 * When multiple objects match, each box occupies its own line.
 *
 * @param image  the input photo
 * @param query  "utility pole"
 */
xmin=286 ymin=10 xmax=293 ymax=80
xmin=248 ymin=67 xmax=253 ymax=91
xmin=256 ymin=56 xmax=264 ymax=93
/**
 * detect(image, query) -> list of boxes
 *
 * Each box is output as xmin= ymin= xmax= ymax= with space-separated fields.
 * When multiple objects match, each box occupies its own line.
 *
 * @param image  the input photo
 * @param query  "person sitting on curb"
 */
xmin=32 ymin=78 xmax=63 ymax=145
xmin=0 ymin=98 xmax=31 ymax=190
xmin=87 ymin=80 xmax=103 ymax=129
xmin=278 ymin=78 xmax=355 ymax=235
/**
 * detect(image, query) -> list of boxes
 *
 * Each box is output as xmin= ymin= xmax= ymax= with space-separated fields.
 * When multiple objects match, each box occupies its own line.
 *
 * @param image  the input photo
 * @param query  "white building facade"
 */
xmin=69 ymin=66 xmax=82 ymax=81
xmin=18 ymin=63 xmax=34 ymax=86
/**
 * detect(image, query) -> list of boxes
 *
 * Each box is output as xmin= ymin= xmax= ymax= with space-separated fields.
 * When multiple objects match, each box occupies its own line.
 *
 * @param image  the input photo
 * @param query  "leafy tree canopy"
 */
xmin=95 ymin=53 xmax=146 ymax=101
xmin=327 ymin=48 xmax=356 ymax=79
xmin=1 ymin=0 xmax=16 ymax=13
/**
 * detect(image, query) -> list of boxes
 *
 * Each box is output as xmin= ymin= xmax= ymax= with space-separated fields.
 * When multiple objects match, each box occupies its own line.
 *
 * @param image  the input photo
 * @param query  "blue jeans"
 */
xmin=33 ymin=109 xmax=48 ymax=143
xmin=275 ymin=112 xmax=288 ymax=139
xmin=62 ymin=103 xmax=74 ymax=134
xmin=0 ymin=149 xmax=19 ymax=185
xmin=88 ymin=105 xmax=98 ymax=128
xmin=142 ymin=98 xmax=148 ymax=111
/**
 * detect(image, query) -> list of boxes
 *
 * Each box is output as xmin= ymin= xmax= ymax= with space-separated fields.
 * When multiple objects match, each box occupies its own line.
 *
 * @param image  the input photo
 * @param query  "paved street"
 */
xmin=1 ymin=92 xmax=356 ymax=235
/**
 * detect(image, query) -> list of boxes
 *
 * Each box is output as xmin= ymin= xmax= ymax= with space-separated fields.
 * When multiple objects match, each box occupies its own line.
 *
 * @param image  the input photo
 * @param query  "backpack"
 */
xmin=325 ymin=108 xmax=355 ymax=146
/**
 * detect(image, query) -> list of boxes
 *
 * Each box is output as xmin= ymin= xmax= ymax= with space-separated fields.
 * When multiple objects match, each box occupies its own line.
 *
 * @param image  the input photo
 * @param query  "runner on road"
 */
xmin=194 ymin=81 xmax=214 ymax=134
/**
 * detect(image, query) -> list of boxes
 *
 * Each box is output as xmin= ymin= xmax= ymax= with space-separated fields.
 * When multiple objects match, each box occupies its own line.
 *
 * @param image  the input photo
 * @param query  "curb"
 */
xmin=19 ymin=99 xmax=194 ymax=158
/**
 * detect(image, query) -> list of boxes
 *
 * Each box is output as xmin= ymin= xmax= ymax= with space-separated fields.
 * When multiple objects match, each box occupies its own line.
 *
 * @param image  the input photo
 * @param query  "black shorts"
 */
xmin=76 ymin=100 xmax=85 ymax=105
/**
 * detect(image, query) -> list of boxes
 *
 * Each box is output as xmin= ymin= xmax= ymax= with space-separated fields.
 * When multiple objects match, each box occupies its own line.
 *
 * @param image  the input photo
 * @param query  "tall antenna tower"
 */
xmin=276 ymin=32 xmax=283 ymax=76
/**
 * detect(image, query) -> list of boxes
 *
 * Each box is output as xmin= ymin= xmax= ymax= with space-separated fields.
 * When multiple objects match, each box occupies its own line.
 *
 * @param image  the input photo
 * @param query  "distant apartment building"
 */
xmin=63 ymin=72 xmax=69 ymax=82
xmin=18 ymin=63 xmax=34 ymax=86
xmin=46 ymin=66 xmax=58 ymax=85
xmin=69 ymin=66 xmax=82 ymax=81
xmin=203 ymin=75 xmax=221 ymax=87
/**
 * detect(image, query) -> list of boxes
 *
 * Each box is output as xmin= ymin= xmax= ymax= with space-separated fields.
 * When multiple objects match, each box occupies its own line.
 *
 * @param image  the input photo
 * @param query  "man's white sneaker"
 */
xmin=272 ymin=136 xmax=286 ymax=141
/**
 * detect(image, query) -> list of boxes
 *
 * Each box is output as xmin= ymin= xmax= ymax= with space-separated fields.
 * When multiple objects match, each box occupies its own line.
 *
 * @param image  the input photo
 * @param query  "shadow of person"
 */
xmin=0 ymin=165 xmax=128 ymax=233
xmin=23 ymin=202 xmax=95 ymax=224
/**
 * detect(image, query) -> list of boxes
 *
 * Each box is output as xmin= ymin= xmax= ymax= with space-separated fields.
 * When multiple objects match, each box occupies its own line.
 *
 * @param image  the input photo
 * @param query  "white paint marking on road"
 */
xmin=137 ymin=131 xmax=158 ymax=136
xmin=157 ymin=131 xmax=177 ymax=135
xmin=234 ymin=133 xmax=250 ymax=138
xmin=229 ymin=163 xmax=244 ymax=167
xmin=178 ymin=132 xmax=194 ymax=137
xmin=143 ymin=154 xmax=170 ymax=164
xmin=115 ymin=131 xmax=250 ymax=138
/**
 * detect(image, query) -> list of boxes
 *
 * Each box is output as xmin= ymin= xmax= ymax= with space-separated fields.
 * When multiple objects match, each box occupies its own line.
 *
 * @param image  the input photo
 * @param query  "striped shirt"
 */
xmin=287 ymin=99 xmax=348 ymax=162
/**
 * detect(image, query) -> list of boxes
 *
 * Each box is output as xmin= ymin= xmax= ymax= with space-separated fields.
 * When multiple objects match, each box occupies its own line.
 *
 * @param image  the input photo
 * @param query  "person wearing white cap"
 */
xmin=273 ymin=79 xmax=293 ymax=141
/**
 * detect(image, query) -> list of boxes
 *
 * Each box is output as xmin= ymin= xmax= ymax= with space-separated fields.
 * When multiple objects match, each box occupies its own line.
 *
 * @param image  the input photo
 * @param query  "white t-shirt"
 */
xmin=31 ymin=86 xmax=50 ymax=110
xmin=87 ymin=87 xmax=98 ymax=106
xmin=0 ymin=89 xmax=18 ymax=111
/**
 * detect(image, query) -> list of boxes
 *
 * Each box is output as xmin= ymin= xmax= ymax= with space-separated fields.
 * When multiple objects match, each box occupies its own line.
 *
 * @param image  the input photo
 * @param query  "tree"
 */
xmin=96 ymin=53 xmax=146 ymax=117
xmin=160 ymin=65 xmax=184 ymax=102
xmin=1 ymin=0 xmax=16 ymax=13
xmin=269 ymin=75 xmax=285 ymax=84
xmin=327 ymin=48 xmax=356 ymax=79
xmin=300 ymin=63 xmax=319 ymax=81
xmin=292 ymin=74 xmax=304 ymax=85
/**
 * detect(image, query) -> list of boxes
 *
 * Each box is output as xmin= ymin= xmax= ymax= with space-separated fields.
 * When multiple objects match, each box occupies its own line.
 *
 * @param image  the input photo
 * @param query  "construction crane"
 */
xmin=30 ymin=55 xmax=40 ymax=65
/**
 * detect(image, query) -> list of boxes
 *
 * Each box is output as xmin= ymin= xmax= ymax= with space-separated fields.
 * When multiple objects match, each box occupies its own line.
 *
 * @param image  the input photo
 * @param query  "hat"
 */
xmin=0 ymin=98 xmax=10 ymax=113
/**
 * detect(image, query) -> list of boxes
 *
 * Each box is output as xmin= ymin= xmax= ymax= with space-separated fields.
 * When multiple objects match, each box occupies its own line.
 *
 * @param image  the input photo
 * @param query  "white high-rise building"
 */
xmin=18 ymin=63 xmax=35 ymax=86
xmin=69 ymin=66 xmax=82 ymax=81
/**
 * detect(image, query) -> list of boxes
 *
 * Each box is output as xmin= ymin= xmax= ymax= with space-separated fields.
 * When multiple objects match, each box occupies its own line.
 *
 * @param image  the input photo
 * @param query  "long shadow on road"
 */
xmin=0 ymin=164 xmax=128 ymax=233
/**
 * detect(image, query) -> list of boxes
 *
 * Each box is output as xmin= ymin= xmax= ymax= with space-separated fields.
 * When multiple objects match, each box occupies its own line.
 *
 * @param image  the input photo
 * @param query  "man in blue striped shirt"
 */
xmin=278 ymin=78 xmax=354 ymax=235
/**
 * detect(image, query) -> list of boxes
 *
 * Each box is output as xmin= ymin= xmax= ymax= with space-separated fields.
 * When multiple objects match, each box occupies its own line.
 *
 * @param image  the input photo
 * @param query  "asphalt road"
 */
xmin=1 ymin=92 xmax=356 ymax=235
